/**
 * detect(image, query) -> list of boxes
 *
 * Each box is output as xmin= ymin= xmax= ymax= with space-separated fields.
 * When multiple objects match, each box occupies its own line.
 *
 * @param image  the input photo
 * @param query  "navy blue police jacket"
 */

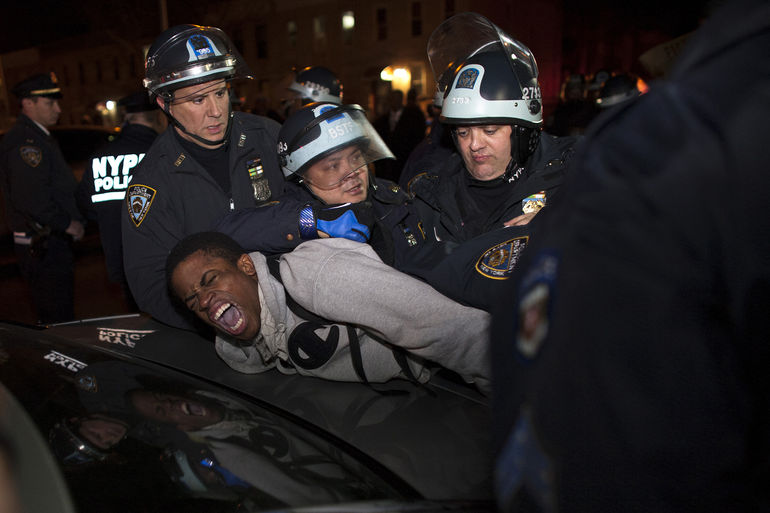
xmin=409 ymin=132 xmax=576 ymax=245
xmin=0 ymin=114 xmax=84 ymax=236
xmin=121 ymin=112 xmax=284 ymax=329
xmin=490 ymin=0 xmax=770 ymax=510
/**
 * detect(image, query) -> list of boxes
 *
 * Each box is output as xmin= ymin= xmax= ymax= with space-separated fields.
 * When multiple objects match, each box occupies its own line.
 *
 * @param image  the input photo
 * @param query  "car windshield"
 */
xmin=0 ymin=333 xmax=414 ymax=512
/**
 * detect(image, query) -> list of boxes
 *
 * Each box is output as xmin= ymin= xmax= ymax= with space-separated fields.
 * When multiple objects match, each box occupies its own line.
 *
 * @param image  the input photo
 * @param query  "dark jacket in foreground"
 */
xmin=491 ymin=0 xmax=770 ymax=510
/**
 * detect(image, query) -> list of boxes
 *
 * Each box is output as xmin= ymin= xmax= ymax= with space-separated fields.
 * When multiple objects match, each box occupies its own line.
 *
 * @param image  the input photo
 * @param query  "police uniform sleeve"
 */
xmin=215 ymin=183 xmax=311 ymax=255
xmin=121 ymin=172 xmax=195 ymax=329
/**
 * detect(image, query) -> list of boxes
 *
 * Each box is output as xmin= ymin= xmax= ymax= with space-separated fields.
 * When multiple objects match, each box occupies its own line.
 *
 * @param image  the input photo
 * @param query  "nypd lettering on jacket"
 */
xmin=90 ymin=152 xmax=145 ymax=203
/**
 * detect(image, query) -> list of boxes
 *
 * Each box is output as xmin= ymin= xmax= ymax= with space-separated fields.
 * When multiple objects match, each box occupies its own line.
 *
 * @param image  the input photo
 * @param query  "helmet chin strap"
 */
xmin=160 ymin=92 xmax=234 ymax=147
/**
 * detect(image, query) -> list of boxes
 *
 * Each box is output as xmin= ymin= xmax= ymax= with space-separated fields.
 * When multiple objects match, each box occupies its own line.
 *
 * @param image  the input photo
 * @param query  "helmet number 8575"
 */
xmin=522 ymin=87 xmax=541 ymax=100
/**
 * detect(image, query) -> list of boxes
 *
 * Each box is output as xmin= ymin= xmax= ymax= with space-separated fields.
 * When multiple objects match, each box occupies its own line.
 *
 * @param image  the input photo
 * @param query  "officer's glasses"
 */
xmin=302 ymin=148 xmax=368 ymax=190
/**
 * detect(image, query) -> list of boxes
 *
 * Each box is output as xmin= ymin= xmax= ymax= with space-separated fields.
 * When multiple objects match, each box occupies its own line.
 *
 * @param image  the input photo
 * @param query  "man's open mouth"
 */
xmin=209 ymin=301 xmax=246 ymax=336
xmin=180 ymin=401 xmax=207 ymax=417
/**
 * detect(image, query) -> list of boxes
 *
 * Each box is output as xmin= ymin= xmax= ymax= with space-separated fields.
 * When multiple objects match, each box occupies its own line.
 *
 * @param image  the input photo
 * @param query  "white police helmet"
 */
xmin=277 ymin=103 xmax=394 ymax=187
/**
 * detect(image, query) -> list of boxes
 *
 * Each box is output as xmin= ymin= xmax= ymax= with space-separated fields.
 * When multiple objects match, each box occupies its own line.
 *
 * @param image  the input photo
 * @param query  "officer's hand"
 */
xmin=66 ymin=220 xmax=85 ymax=241
xmin=299 ymin=202 xmax=375 ymax=243
xmin=504 ymin=211 xmax=539 ymax=227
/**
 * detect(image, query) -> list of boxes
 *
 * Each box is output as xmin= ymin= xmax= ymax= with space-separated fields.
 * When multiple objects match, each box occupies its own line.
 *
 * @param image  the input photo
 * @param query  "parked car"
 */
xmin=0 ymin=314 xmax=495 ymax=512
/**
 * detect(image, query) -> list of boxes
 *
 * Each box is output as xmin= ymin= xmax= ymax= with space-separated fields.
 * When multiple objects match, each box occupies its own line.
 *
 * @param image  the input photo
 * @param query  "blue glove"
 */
xmin=299 ymin=203 xmax=374 ymax=243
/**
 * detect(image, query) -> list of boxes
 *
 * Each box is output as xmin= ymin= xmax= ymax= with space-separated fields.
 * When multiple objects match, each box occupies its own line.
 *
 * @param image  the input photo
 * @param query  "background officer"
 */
xmin=282 ymin=65 xmax=343 ymax=118
xmin=0 ymin=72 xmax=85 ymax=324
xmin=77 ymin=90 xmax=166 ymax=309
xmin=121 ymin=24 xmax=285 ymax=329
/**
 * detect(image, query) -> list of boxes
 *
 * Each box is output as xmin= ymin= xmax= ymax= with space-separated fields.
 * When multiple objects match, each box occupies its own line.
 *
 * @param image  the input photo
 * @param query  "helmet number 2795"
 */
xmin=522 ymin=87 xmax=541 ymax=100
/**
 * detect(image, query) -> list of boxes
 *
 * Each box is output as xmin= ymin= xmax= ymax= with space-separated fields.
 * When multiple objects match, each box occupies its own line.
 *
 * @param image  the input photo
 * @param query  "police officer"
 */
xmin=121 ymin=24 xmax=284 ymax=329
xmin=0 ymin=72 xmax=85 ymax=324
xmin=77 ymin=90 xmax=165 ymax=309
xmin=283 ymin=65 xmax=343 ymax=117
xmin=491 ymin=0 xmax=770 ymax=510
xmin=594 ymin=72 xmax=642 ymax=110
xmin=219 ymin=101 xmax=535 ymax=313
xmin=218 ymin=102 xmax=431 ymax=270
xmin=410 ymin=13 xmax=577 ymax=245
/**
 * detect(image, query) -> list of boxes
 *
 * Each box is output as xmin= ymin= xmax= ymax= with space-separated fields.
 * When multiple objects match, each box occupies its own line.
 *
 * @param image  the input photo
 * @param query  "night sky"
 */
xmin=0 ymin=0 xmax=713 ymax=55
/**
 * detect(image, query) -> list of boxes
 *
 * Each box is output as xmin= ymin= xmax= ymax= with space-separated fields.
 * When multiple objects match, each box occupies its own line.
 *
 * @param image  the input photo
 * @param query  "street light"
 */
xmin=380 ymin=66 xmax=411 ymax=94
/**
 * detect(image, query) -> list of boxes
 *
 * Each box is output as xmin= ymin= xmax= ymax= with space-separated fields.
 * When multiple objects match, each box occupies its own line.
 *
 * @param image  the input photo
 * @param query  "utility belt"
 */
xmin=13 ymin=231 xmax=33 ymax=246
xmin=14 ymin=222 xmax=68 ymax=255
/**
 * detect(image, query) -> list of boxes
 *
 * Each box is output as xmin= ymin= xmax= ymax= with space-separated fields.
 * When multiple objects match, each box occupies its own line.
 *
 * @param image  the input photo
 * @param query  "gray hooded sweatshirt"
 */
xmin=215 ymin=238 xmax=490 ymax=390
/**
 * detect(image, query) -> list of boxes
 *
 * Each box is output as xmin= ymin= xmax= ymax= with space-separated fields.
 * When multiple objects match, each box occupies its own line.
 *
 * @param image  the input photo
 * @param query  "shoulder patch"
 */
xmin=522 ymin=192 xmax=546 ymax=214
xmin=20 ymin=146 xmax=42 ymax=167
xmin=126 ymin=184 xmax=157 ymax=227
xmin=476 ymin=236 xmax=529 ymax=280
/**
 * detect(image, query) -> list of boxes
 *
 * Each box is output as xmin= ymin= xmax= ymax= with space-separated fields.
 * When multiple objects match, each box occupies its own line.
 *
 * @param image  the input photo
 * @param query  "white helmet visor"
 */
xmin=281 ymin=104 xmax=394 ymax=186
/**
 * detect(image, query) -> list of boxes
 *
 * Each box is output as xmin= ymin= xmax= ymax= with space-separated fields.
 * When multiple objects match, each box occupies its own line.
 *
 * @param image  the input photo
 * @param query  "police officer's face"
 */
xmin=454 ymin=125 xmax=513 ymax=181
xmin=164 ymin=79 xmax=230 ymax=148
xmin=303 ymin=146 xmax=370 ymax=205
xmin=24 ymin=97 xmax=61 ymax=127
xmin=171 ymin=250 xmax=262 ymax=340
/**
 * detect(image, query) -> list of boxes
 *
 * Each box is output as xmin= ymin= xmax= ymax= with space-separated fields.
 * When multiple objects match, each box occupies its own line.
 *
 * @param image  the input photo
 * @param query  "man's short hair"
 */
xmin=165 ymin=231 xmax=246 ymax=294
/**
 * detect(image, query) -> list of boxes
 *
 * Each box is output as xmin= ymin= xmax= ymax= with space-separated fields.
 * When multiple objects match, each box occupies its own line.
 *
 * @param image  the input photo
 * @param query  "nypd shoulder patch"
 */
xmin=126 ymin=184 xmax=157 ymax=227
xmin=522 ymin=192 xmax=547 ymax=214
xmin=20 ymin=146 xmax=42 ymax=167
xmin=476 ymin=236 xmax=529 ymax=280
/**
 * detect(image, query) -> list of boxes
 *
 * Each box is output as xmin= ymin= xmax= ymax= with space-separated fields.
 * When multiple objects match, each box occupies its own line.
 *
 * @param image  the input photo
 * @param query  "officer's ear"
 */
xmin=237 ymin=254 xmax=257 ymax=279
xmin=155 ymin=96 xmax=166 ymax=110
xmin=20 ymin=97 xmax=36 ymax=110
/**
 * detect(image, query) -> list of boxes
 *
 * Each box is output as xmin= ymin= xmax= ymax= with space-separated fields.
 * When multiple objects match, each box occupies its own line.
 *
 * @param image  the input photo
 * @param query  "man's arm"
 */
xmin=217 ymin=199 xmax=376 ymax=252
xmin=215 ymin=200 xmax=307 ymax=254
xmin=278 ymin=238 xmax=491 ymax=389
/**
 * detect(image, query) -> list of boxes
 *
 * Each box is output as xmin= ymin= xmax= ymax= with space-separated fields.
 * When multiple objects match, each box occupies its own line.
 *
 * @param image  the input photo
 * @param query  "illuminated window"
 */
xmin=314 ymin=15 xmax=326 ymax=43
xmin=342 ymin=10 xmax=355 ymax=44
xmin=376 ymin=8 xmax=387 ymax=40
xmin=287 ymin=20 xmax=297 ymax=47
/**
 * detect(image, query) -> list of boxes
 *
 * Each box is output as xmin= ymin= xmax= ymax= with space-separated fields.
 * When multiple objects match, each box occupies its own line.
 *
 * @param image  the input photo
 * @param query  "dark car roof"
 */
xmin=0 ymin=315 xmax=494 ymax=512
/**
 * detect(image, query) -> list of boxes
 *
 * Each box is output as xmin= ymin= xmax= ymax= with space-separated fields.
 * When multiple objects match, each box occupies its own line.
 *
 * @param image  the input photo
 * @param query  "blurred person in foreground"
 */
xmin=491 ymin=0 xmax=770 ymax=510
xmin=0 ymin=72 xmax=85 ymax=324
